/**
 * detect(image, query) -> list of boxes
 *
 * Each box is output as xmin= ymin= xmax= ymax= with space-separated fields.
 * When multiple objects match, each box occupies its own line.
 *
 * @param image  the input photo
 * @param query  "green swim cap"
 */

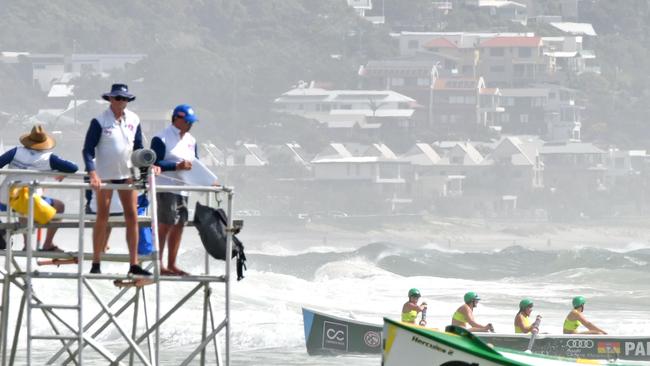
xmin=519 ymin=298 xmax=533 ymax=310
xmin=572 ymin=296 xmax=586 ymax=308
xmin=464 ymin=292 xmax=480 ymax=304
xmin=408 ymin=288 xmax=421 ymax=298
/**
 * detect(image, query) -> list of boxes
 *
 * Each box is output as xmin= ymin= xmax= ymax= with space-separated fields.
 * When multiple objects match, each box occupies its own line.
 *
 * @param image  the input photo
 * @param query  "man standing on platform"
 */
xmin=151 ymin=104 xmax=213 ymax=276
xmin=82 ymin=83 xmax=151 ymax=276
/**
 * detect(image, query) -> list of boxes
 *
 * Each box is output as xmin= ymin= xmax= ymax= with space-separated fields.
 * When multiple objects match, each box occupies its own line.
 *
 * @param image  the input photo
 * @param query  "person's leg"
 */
xmin=42 ymin=198 xmax=64 ymax=250
xmin=158 ymin=223 xmax=171 ymax=273
xmin=167 ymin=194 xmax=189 ymax=275
xmin=117 ymin=189 xmax=138 ymax=266
xmin=92 ymin=189 xmax=113 ymax=272
xmin=167 ymin=223 xmax=185 ymax=274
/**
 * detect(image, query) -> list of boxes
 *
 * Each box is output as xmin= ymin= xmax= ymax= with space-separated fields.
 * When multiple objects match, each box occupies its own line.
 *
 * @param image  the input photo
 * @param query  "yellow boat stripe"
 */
xmin=575 ymin=359 xmax=601 ymax=364
xmin=383 ymin=323 xmax=398 ymax=356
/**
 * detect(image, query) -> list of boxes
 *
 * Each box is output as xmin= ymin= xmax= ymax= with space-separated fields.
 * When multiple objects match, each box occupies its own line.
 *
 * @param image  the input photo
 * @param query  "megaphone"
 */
xmin=131 ymin=149 xmax=157 ymax=183
xmin=131 ymin=148 xmax=157 ymax=168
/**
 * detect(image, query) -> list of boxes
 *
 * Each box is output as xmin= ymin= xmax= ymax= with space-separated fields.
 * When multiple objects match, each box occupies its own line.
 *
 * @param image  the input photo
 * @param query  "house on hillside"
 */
xmin=481 ymin=136 xmax=544 ymax=195
xmin=264 ymin=143 xmax=312 ymax=178
xmin=273 ymin=84 xmax=416 ymax=143
xmin=430 ymin=76 xmax=504 ymax=134
xmin=539 ymin=141 xmax=606 ymax=190
xmin=311 ymin=143 xmax=409 ymax=212
xmin=465 ymin=0 xmax=528 ymax=24
xmin=227 ymin=143 xmax=268 ymax=167
xmin=478 ymin=36 xmax=554 ymax=87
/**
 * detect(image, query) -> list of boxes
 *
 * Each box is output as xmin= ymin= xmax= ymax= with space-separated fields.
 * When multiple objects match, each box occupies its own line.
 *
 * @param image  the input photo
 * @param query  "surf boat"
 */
xmin=302 ymin=307 xmax=650 ymax=361
xmin=383 ymin=318 xmax=643 ymax=366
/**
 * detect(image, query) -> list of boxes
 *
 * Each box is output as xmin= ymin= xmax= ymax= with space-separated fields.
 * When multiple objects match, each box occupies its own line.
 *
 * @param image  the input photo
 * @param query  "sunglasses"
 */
xmin=112 ymin=96 xmax=130 ymax=102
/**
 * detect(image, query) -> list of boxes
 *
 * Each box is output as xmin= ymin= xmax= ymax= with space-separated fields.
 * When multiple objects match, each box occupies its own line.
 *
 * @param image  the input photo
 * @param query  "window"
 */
xmin=465 ymin=96 xmax=476 ymax=104
xmin=339 ymin=104 xmax=352 ymax=110
xmin=520 ymin=114 xmax=529 ymax=124
xmin=489 ymin=48 xmax=505 ymax=57
xmin=391 ymin=77 xmax=405 ymax=86
xmin=501 ymin=114 xmax=510 ymax=123
xmin=490 ymin=65 xmax=505 ymax=73
xmin=355 ymin=164 xmax=361 ymax=176
xmin=514 ymin=64 xmax=525 ymax=77
xmin=417 ymin=77 xmax=430 ymax=86
xmin=449 ymin=96 xmax=464 ymax=104
xmin=451 ymin=156 xmax=463 ymax=164
xmin=518 ymin=47 xmax=532 ymax=58
xmin=408 ymin=40 xmax=419 ymax=49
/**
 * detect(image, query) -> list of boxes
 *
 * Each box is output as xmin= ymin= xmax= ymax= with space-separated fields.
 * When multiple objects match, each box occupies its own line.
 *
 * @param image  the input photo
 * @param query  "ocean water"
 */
xmin=2 ymin=224 xmax=650 ymax=365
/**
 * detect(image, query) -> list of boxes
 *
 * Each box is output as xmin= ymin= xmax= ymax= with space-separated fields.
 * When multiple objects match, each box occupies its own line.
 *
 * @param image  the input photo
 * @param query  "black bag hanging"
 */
xmin=0 ymin=219 xmax=7 ymax=250
xmin=193 ymin=202 xmax=247 ymax=280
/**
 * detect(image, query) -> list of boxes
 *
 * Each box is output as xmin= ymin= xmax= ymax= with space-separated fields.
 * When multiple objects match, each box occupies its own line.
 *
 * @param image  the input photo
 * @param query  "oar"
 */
xmin=419 ymin=302 xmax=428 ymax=326
xmin=525 ymin=315 xmax=543 ymax=353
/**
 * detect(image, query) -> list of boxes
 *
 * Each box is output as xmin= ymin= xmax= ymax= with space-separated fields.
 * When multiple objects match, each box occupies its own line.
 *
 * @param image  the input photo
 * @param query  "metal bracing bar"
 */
xmin=32 ymin=335 xmax=80 ymax=341
xmin=76 ymin=186 xmax=85 ymax=366
xmin=179 ymin=320 xmax=227 ymax=366
xmin=149 ymin=167 xmax=161 ymax=366
xmin=6 ymin=260 xmax=83 ymax=365
xmin=31 ymin=304 xmax=80 ymax=310
xmin=26 ymin=184 xmax=35 ymax=365
xmin=0 ymin=267 xmax=10 ymax=366
xmin=6 ymin=250 xmax=155 ymax=263
xmin=83 ymin=278 xmax=152 ymax=366
xmin=111 ymin=284 xmax=204 ymax=365
xmin=201 ymin=282 xmax=209 ymax=365
xmin=38 ymin=307 xmax=79 ymax=366
xmin=208 ymin=295 xmax=220 ymax=365
xmin=130 ymin=287 xmax=141 ymax=366
xmin=56 ymin=265 xmax=155 ymax=365
xmin=141 ymin=287 xmax=154 ymax=362
xmin=225 ymin=191 xmax=234 ymax=366
xmin=9 ymin=290 xmax=26 ymax=366
xmin=58 ymin=293 xmax=138 ymax=366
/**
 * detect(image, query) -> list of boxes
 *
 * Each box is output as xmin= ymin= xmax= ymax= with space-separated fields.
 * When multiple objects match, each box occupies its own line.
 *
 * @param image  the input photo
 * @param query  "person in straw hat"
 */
xmin=0 ymin=124 xmax=79 ymax=251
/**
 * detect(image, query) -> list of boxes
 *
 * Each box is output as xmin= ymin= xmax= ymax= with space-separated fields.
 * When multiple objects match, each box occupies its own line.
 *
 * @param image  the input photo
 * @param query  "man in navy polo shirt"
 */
xmin=82 ymin=83 xmax=151 ymax=276
xmin=150 ymin=104 xmax=203 ymax=276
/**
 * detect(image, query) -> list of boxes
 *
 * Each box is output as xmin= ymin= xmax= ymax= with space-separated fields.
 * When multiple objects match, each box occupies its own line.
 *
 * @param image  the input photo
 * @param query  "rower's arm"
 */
xmin=577 ymin=312 xmax=606 ymax=334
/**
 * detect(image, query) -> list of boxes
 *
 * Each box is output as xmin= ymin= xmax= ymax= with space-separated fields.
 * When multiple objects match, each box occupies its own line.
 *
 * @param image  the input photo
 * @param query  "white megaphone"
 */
xmin=131 ymin=148 xmax=157 ymax=168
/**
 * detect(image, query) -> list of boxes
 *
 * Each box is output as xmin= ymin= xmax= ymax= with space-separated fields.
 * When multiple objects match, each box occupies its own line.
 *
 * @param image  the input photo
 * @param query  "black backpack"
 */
xmin=193 ymin=202 xmax=247 ymax=280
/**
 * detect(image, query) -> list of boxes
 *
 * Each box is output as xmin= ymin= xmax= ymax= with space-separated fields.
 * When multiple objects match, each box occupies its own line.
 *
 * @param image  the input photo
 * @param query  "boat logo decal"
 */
xmin=624 ymin=341 xmax=649 ymax=356
xmin=322 ymin=321 xmax=348 ymax=351
xmin=566 ymin=339 xmax=594 ymax=349
xmin=363 ymin=331 xmax=381 ymax=348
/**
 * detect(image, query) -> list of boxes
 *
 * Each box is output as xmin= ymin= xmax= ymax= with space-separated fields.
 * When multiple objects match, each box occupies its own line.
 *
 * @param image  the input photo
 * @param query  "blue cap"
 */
xmin=172 ymin=104 xmax=198 ymax=123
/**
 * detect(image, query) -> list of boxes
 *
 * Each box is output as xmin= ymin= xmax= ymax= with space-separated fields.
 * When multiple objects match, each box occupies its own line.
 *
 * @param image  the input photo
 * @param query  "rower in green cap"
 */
xmin=563 ymin=296 xmax=606 ymax=334
xmin=451 ymin=292 xmax=494 ymax=332
xmin=514 ymin=298 xmax=541 ymax=334
xmin=402 ymin=288 xmax=427 ymax=326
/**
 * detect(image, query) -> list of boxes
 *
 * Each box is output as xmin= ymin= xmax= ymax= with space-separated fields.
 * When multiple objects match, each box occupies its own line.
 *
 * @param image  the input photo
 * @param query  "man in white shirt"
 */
xmin=82 ymin=83 xmax=151 ymax=276
xmin=151 ymin=104 xmax=209 ymax=275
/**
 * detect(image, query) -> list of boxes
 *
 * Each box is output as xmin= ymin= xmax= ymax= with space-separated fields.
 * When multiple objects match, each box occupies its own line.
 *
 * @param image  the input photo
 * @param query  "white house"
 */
xmin=273 ymin=84 xmax=416 ymax=128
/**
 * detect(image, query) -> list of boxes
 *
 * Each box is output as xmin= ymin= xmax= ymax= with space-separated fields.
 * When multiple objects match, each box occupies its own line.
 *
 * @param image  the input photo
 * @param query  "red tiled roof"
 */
xmin=423 ymin=37 xmax=458 ymax=49
xmin=480 ymin=36 xmax=541 ymax=48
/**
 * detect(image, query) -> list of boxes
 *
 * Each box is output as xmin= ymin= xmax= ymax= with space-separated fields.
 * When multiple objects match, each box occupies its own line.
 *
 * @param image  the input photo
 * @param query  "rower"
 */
xmin=401 ymin=288 xmax=427 ymax=326
xmin=514 ymin=298 xmax=541 ymax=334
xmin=451 ymin=292 xmax=493 ymax=332
xmin=563 ymin=296 xmax=607 ymax=335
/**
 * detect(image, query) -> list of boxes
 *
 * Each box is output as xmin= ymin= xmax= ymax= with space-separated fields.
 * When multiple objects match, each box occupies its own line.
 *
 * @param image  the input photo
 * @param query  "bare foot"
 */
xmin=160 ymin=267 xmax=176 ymax=276
xmin=168 ymin=266 xmax=189 ymax=276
